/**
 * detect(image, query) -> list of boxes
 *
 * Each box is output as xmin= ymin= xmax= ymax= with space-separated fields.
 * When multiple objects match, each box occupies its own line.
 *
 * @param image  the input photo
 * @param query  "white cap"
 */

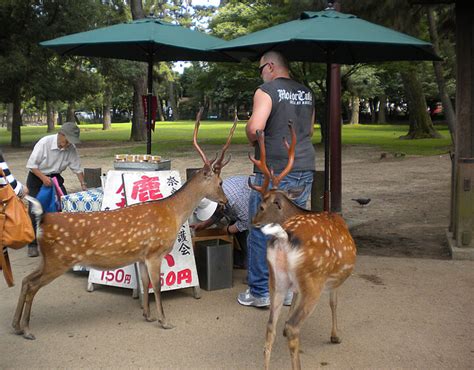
xmin=195 ymin=198 xmax=218 ymax=221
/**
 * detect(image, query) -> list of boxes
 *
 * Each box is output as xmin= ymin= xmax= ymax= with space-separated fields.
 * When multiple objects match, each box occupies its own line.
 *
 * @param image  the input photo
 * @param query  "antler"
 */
xmin=272 ymin=121 xmax=296 ymax=188
xmin=213 ymin=112 xmax=238 ymax=175
xmin=193 ymin=108 xmax=213 ymax=168
xmin=248 ymin=129 xmax=272 ymax=195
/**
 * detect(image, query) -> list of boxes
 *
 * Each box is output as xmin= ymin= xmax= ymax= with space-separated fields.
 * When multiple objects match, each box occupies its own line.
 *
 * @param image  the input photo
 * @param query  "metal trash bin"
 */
xmin=194 ymin=240 xmax=233 ymax=291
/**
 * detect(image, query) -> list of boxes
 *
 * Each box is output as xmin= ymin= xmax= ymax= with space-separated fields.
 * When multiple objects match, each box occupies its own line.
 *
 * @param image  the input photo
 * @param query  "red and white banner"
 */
xmin=88 ymin=170 xmax=199 ymax=292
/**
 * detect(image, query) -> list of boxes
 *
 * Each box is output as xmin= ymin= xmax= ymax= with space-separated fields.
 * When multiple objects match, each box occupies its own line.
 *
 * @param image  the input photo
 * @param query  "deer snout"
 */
xmin=251 ymin=216 xmax=263 ymax=228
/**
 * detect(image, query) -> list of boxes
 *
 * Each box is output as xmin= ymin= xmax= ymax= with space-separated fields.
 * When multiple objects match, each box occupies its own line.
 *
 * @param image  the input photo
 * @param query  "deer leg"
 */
xmin=18 ymin=263 xmax=68 ymax=340
xmin=12 ymin=269 xmax=41 ymax=335
xmin=138 ymin=262 xmax=155 ymax=322
xmin=146 ymin=255 xmax=174 ymax=330
xmin=264 ymin=269 xmax=286 ymax=370
xmin=287 ymin=291 xmax=299 ymax=317
xmin=284 ymin=282 xmax=324 ymax=370
xmin=329 ymin=290 xmax=341 ymax=343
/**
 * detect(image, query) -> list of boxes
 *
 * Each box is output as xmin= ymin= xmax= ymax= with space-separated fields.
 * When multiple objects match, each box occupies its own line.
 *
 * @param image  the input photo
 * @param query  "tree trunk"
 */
xmin=66 ymin=103 xmax=75 ymax=122
xmin=6 ymin=103 xmax=13 ymax=131
xmin=378 ymin=94 xmax=387 ymax=123
xmin=427 ymin=6 xmax=456 ymax=144
xmin=103 ymin=87 xmax=112 ymax=130
xmin=400 ymin=69 xmax=442 ymax=139
xmin=46 ymin=101 xmax=55 ymax=132
xmin=130 ymin=0 xmax=147 ymax=141
xmin=130 ymin=78 xmax=147 ymax=141
xmin=369 ymin=98 xmax=377 ymax=123
xmin=11 ymin=89 xmax=22 ymax=148
xmin=350 ymin=96 xmax=360 ymax=125
xmin=130 ymin=0 xmax=144 ymax=18
xmin=157 ymin=96 xmax=165 ymax=122
xmin=168 ymin=81 xmax=179 ymax=120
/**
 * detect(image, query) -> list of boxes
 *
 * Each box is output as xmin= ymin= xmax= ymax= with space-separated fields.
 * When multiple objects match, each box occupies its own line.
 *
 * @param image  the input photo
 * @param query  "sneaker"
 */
xmin=283 ymin=291 xmax=294 ymax=306
xmin=28 ymin=245 xmax=39 ymax=257
xmin=237 ymin=289 xmax=270 ymax=307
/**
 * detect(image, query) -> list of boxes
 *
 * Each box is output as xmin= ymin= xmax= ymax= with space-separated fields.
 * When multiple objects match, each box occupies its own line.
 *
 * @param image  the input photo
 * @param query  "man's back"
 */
xmin=254 ymin=78 xmax=315 ymax=173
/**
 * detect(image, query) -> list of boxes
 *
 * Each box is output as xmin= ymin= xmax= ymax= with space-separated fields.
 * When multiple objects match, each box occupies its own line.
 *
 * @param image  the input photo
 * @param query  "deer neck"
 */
xmin=282 ymin=199 xmax=311 ymax=223
xmin=166 ymin=174 xmax=208 ymax=227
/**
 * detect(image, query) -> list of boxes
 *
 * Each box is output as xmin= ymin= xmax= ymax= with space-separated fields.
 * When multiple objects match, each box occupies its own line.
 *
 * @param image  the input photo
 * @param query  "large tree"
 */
xmin=0 ymin=0 xmax=103 ymax=147
xmin=342 ymin=0 xmax=443 ymax=139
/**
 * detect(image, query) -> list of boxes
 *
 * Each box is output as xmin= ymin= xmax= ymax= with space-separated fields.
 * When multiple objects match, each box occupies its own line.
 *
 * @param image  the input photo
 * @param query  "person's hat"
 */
xmin=60 ymin=122 xmax=81 ymax=144
xmin=195 ymin=198 xmax=218 ymax=221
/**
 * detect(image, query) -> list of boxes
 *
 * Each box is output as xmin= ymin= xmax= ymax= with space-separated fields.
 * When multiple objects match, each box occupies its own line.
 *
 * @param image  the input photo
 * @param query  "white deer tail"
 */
xmin=24 ymin=195 xmax=43 ymax=231
xmin=261 ymin=223 xmax=288 ymax=240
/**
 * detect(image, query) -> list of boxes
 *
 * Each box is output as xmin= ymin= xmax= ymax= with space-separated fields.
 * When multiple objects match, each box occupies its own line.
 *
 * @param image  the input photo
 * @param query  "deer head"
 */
xmin=248 ymin=122 xmax=309 ymax=227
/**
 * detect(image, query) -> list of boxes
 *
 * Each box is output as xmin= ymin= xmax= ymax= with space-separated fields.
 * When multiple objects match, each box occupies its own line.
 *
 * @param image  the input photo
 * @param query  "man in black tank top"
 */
xmin=238 ymin=51 xmax=315 ymax=307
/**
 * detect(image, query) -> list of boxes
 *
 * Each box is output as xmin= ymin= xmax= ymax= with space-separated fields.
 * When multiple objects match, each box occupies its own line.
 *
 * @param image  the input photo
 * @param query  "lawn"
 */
xmin=0 ymin=121 xmax=452 ymax=156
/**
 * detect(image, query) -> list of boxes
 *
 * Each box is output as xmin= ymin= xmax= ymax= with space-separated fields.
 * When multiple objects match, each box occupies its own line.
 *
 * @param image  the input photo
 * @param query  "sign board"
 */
xmin=88 ymin=170 xmax=199 ymax=293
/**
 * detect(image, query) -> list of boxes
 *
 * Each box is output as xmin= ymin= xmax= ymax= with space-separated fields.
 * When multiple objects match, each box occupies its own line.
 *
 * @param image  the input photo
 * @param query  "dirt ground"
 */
xmin=2 ymin=140 xmax=452 ymax=260
xmin=2 ymin=141 xmax=473 ymax=369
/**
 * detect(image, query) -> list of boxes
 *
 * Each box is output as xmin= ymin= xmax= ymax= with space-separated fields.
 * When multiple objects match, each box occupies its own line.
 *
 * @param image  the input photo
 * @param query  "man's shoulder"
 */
xmin=261 ymin=78 xmax=309 ymax=91
xmin=36 ymin=134 xmax=56 ymax=146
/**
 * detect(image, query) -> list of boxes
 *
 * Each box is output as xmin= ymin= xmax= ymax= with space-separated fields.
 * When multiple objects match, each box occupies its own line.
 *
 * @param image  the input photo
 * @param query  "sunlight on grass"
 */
xmin=0 ymin=121 xmax=452 ymax=156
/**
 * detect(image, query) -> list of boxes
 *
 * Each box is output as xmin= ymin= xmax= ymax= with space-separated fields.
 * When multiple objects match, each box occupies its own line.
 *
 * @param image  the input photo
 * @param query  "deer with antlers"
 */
xmin=13 ymin=110 xmax=237 ymax=340
xmin=248 ymin=123 xmax=357 ymax=370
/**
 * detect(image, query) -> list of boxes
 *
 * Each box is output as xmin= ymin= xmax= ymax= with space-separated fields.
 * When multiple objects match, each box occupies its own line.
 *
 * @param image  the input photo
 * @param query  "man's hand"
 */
xmin=190 ymin=222 xmax=206 ymax=232
xmin=42 ymin=176 xmax=52 ymax=187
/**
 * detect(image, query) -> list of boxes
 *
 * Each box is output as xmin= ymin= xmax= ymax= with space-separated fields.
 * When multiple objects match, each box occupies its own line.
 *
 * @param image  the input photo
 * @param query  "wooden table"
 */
xmin=192 ymin=228 xmax=235 ymax=249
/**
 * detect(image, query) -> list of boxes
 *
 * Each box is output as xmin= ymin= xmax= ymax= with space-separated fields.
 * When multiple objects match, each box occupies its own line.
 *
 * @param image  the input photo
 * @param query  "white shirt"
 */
xmin=26 ymin=134 xmax=82 ymax=175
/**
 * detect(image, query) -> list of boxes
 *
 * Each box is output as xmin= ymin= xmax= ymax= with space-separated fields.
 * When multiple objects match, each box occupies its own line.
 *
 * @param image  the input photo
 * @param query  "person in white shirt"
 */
xmin=25 ymin=122 xmax=87 ymax=257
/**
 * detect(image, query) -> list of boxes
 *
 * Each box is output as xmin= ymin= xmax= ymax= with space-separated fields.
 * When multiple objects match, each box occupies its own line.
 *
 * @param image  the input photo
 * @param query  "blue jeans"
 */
xmin=247 ymin=171 xmax=313 ymax=298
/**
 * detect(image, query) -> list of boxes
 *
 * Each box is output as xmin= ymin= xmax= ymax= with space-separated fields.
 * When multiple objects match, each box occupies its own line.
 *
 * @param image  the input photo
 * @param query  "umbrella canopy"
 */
xmin=41 ymin=17 xmax=233 ymax=154
xmin=214 ymin=10 xmax=440 ymax=63
xmin=41 ymin=18 xmax=233 ymax=62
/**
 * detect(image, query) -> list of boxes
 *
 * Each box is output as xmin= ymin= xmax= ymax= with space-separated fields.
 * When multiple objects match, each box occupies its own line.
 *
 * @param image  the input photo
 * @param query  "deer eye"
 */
xmin=259 ymin=206 xmax=264 ymax=211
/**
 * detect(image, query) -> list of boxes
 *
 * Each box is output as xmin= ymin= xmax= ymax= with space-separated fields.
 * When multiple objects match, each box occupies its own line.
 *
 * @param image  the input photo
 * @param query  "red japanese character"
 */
xmin=130 ymin=175 xmax=163 ymax=202
xmin=115 ymin=183 xmax=126 ymax=208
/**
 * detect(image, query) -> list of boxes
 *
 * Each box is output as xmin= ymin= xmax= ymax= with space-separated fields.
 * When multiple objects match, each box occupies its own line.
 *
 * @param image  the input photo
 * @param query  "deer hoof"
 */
xmin=160 ymin=321 xmax=175 ymax=330
xmin=330 ymin=336 xmax=341 ymax=344
xmin=12 ymin=326 xmax=24 ymax=336
xmin=144 ymin=315 xmax=157 ymax=322
xmin=23 ymin=332 xmax=36 ymax=340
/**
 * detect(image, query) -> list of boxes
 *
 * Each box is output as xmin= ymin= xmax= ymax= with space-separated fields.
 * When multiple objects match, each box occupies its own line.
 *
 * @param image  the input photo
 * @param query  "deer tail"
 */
xmin=24 ymin=195 xmax=43 ymax=232
xmin=261 ymin=223 xmax=288 ymax=240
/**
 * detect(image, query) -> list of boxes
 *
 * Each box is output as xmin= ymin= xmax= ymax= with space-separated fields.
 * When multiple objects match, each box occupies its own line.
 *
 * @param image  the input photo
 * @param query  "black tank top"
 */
xmin=254 ymin=77 xmax=315 ymax=173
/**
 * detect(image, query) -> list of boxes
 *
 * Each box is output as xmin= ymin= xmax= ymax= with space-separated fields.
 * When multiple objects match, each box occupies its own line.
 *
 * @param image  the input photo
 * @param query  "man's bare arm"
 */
xmin=246 ymin=89 xmax=272 ymax=144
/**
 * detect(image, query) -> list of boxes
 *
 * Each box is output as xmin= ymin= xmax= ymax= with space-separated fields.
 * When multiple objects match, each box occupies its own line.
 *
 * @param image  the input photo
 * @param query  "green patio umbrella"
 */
xmin=214 ymin=9 xmax=440 ymax=211
xmin=214 ymin=10 xmax=440 ymax=63
xmin=41 ymin=18 xmax=233 ymax=154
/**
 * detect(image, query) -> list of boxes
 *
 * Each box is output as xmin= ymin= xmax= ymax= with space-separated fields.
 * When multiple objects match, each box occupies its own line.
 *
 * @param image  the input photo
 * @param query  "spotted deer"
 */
xmin=13 ymin=109 xmax=237 ymax=340
xmin=248 ymin=124 xmax=357 ymax=370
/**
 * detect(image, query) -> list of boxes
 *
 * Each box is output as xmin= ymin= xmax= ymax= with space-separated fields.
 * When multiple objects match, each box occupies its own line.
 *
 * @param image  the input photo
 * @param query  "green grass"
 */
xmin=0 ymin=121 xmax=452 ymax=156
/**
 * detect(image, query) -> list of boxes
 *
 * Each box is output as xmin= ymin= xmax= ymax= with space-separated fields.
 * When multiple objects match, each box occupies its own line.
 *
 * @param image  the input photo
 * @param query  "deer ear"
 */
xmin=287 ymin=186 xmax=305 ymax=200
xmin=274 ymin=199 xmax=282 ymax=210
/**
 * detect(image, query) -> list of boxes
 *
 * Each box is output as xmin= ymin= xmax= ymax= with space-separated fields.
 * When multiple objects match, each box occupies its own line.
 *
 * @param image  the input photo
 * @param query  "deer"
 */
xmin=13 ymin=109 xmax=237 ymax=340
xmin=248 ymin=123 xmax=357 ymax=370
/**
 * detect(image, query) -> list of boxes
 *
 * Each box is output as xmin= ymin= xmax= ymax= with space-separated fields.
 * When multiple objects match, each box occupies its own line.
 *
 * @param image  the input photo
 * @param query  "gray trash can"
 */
xmin=194 ymin=240 xmax=233 ymax=291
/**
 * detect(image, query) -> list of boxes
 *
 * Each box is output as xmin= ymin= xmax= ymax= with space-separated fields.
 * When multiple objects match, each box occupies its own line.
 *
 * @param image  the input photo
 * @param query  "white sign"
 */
xmin=88 ymin=170 xmax=199 ymax=293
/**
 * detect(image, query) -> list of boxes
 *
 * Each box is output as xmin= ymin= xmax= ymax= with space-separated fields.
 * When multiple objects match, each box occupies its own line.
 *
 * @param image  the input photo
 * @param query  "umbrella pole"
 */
xmin=330 ymin=63 xmax=342 ymax=213
xmin=324 ymin=63 xmax=331 ymax=212
xmin=146 ymin=56 xmax=153 ymax=155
